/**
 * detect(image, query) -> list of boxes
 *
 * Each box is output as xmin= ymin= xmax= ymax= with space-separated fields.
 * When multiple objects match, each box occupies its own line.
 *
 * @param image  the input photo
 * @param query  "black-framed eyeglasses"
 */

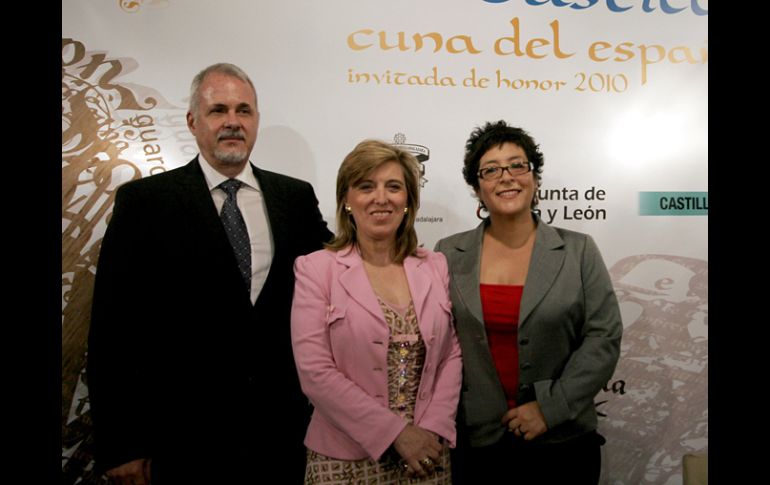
xmin=477 ymin=161 xmax=532 ymax=180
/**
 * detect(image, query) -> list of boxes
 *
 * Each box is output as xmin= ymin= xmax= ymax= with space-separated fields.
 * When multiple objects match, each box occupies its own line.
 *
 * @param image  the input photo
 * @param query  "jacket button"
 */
xmin=519 ymin=337 xmax=529 ymax=346
xmin=520 ymin=362 xmax=532 ymax=370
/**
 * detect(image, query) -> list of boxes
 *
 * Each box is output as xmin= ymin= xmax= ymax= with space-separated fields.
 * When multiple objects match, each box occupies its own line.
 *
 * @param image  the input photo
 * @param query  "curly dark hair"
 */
xmin=462 ymin=120 xmax=544 ymax=194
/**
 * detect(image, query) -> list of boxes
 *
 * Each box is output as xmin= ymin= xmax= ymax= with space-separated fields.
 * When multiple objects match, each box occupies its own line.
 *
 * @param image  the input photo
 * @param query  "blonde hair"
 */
xmin=326 ymin=139 xmax=421 ymax=263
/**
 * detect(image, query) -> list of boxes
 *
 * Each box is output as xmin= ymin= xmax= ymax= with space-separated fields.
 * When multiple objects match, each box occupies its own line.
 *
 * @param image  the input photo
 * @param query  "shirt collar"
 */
xmin=198 ymin=153 xmax=261 ymax=193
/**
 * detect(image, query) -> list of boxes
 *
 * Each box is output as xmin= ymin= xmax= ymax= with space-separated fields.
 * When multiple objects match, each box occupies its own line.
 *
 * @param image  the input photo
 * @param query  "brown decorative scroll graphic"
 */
xmin=600 ymin=254 xmax=708 ymax=484
xmin=62 ymin=38 xmax=180 ymax=484
xmin=119 ymin=0 xmax=170 ymax=13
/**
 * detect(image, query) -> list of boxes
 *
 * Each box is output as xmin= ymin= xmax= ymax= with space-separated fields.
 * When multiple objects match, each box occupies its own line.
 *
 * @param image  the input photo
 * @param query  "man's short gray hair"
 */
xmin=188 ymin=63 xmax=257 ymax=118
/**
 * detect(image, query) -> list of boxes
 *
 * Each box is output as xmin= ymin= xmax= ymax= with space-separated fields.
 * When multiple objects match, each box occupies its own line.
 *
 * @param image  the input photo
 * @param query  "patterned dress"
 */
xmin=303 ymin=298 xmax=452 ymax=485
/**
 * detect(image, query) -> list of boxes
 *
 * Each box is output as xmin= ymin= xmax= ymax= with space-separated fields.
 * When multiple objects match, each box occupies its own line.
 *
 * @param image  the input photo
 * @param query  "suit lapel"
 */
xmin=519 ymin=219 xmax=565 ymax=328
xmin=450 ymin=222 xmax=486 ymax=329
xmin=336 ymin=249 xmax=436 ymax=328
xmin=337 ymin=248 xmax=387 ymax=323
xmin=176 ymin=158 xmax=254 ymax=305
xmin=254 ymin=166 xmax=286 ymax=260
xmin=252 ymin=166 xmax=288 ymax=307
xmin=179 ymin=158 xmax=242 ymax=263
xmin=403 ymin=255 xmax=431 ymax=332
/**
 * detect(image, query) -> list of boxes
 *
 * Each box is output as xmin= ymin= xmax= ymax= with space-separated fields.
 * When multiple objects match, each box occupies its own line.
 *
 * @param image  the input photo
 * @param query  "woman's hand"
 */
xmin=393 ymin=424 xmax=442 ymax=478
xmin=502 ymin=401 xmax=548 ymax=441
xmin=105 ymin=458 xmax=152 ymax=485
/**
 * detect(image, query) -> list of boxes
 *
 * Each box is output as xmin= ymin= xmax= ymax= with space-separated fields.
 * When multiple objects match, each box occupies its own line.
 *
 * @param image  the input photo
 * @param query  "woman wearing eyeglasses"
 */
xmin=434 ymin=121 xmax=622 ymax=484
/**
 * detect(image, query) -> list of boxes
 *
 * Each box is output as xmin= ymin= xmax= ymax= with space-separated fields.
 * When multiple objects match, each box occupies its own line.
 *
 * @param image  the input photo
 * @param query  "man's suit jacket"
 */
xmin=87 ymin=157 xmax=333 ymax=481
xmin=290 ymin=247 xmax=462 ymax=461
xmin=434 ymin=216 xmax=622 ymax=447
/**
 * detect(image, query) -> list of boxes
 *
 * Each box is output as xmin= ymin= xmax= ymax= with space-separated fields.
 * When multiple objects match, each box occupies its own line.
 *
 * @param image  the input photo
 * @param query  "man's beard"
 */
xmin=214 ymin=147 xmax=248 ymax=164
xmin=215 ymin=128 xmax=248 ymax=164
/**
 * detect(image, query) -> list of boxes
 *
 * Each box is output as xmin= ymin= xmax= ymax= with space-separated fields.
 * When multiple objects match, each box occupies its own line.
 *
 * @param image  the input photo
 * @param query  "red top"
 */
xmin=480 ymin=283 xmax=523 ymax=409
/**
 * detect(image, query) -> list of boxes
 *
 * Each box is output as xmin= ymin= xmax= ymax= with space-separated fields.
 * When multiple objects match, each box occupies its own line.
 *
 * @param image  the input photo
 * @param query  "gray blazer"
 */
xmin=434 ymin=215 xmax=622 ymax=446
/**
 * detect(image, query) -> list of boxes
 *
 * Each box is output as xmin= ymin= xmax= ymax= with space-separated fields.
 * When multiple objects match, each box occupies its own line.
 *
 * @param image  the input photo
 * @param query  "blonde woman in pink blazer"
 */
xmin=291 ymin=140 xmax=462 ymax=484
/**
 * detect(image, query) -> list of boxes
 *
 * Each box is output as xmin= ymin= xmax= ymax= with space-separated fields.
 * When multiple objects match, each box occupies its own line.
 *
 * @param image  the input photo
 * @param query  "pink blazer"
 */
xmin=290 ymin=246 xmax=462 ymax=461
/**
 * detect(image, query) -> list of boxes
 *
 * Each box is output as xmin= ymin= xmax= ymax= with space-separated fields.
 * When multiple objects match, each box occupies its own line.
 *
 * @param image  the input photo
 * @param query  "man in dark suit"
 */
xmin=87 ymin=63 xmax=333 ymax=484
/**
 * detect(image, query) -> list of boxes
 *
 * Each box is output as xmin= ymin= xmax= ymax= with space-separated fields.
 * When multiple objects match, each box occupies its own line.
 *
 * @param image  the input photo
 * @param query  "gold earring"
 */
xmin=403 ymin=207 xmax=408 ymax=213
xmin=345 ymin=205 xmax=352 ymax=213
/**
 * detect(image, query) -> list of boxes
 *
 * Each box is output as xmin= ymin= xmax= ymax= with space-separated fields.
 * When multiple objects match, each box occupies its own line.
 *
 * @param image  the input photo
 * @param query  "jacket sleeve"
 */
xmin=415 ymin=253 xmax=463 ymax=448
xmin=297 ymin=181 xmax=334 ymax=252
xmin=290 ymin=254 xmax=407 ymax=460
xmin=534 ymin=235 xmax=623 ymax=429
xmin=87 ymin=183 xmax=154 ymax=471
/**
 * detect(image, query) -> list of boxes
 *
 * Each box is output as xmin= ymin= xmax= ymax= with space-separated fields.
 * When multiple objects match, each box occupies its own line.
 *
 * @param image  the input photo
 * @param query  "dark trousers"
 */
xmin=451 ymin=430 xmax=604 ymax=485
xmin=150 ymin=442 xmax=307 ymax=484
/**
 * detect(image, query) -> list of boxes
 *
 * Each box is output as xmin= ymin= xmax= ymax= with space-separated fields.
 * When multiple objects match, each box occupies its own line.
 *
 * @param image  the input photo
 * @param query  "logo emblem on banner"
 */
xmin=391 ymin=133 xmax=430 ymax=187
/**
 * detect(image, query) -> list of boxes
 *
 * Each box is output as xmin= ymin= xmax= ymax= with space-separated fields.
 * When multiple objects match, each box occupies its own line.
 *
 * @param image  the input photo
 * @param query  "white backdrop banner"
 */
xmin=62 ymin=1 xmax=707 ymax=484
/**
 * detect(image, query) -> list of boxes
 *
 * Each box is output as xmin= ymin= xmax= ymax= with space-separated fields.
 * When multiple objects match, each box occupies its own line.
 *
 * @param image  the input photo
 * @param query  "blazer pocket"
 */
xmin=437 ymin=299 xmax=454 ymax=329
xmin=430 ymin=299 xmax=454 ymax=353
xmin=325 ymin=304 xmax=346 ymax=326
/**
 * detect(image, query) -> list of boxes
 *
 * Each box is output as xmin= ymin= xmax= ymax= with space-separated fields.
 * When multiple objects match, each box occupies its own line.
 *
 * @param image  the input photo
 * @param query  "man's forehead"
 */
xmin=199 ymin=79 xmax=257 ymax=105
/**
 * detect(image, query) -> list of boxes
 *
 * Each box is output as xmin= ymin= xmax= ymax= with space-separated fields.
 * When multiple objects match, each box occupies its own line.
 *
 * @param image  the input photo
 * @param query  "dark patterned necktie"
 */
xmin=219 ymin=179 xmax=251 ymax=291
